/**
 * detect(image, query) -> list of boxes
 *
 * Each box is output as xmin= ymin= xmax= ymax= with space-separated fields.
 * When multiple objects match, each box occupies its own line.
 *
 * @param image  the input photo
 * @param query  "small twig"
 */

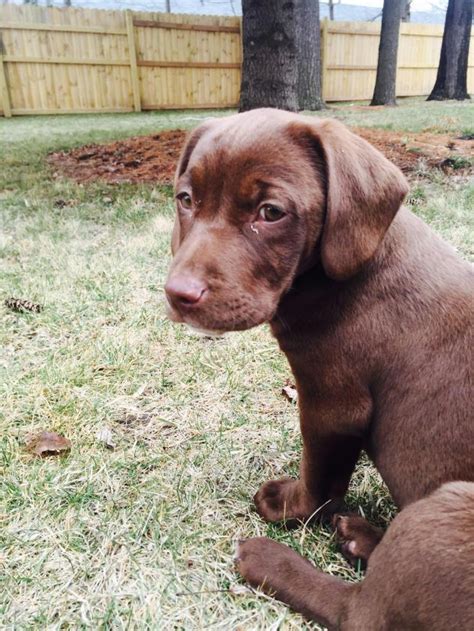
xmin=176 ymin=588 xmax=231 ymax=597
xmin=304 ymin=499 xmax=333 ymax=526
xmin=369 ymin=10 xmax=383 ymax=21
xmin=299 ymin=499 xmax=333 ymax=547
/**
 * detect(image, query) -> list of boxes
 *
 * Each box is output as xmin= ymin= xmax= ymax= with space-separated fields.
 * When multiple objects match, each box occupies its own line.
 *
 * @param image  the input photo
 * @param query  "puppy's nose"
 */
xmin=165 ymin=275 xmax=207 ymax=309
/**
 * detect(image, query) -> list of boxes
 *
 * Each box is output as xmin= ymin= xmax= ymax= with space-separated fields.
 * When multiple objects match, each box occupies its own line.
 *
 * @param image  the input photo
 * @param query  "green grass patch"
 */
xmin=320 ymin=97 xmax=474 ymax=133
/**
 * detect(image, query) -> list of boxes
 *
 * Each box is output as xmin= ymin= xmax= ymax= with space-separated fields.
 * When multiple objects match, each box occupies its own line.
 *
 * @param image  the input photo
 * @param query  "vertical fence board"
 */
xmin=0 ymin=51 xmax=12 ymax=117
xmin=321 ymin=17 xmax=329 ymax=101
xmin=125 ymin=10 xmax=140 ymax=111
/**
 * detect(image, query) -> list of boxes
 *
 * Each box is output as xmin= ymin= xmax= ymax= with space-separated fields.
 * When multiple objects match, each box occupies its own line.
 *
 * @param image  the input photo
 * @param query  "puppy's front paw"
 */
xmin=254 ymin=478 xmax=318 ymax=524
xmin=333 ymin=514 xmax=384 ymax=567
xmin=235 ymin=537 xmax=286 ymax=591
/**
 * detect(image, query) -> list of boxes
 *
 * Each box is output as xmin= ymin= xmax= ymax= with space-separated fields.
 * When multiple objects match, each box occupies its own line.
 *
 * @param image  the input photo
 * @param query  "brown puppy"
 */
xmin=165 ymin=109 xmax=473 ymax=623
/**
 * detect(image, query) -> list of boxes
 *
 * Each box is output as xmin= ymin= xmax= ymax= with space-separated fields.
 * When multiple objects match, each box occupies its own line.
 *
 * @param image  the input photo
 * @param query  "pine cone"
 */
xmin=4 ymin=297 xmax=43 ymax=313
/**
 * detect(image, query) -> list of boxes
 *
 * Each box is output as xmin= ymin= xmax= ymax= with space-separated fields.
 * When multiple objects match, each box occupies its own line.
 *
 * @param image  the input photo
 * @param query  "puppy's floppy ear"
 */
xmin=171 ymin=122 xmax=212 ymax=255
xmin=297 ymin=119 xmax=409 ymax=280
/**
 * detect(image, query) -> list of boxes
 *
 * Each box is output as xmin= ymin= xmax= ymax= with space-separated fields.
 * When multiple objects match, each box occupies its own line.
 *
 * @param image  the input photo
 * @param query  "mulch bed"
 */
xmin=48 ymin=126 xmax=473 ymax=186
xmin=49 ymin=130 xmax=184 ymax=185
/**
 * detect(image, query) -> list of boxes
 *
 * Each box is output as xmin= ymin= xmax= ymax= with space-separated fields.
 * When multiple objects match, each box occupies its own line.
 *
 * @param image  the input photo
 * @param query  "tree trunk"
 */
xmin=427 ymin=0 xmax=472 ymax=101
xmin=329 ymin=0 xmax=335 ymax=20
xmin=401 ymin=1 xmax=411 ymax=22
xmin=239 ymin=0 xmax=299 ymax=112
xmin=297 ymin=0 xmax=325 ymax=110
xmin=371 ymin=0 xmax=403 ymax=106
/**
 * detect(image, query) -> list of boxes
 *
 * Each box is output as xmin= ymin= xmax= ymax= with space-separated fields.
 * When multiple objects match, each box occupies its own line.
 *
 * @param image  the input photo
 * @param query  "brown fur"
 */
xmin=237 ymin=482 xmax=474 ymax=630
xmin=165 ymin=109 xmax=474 ymax=627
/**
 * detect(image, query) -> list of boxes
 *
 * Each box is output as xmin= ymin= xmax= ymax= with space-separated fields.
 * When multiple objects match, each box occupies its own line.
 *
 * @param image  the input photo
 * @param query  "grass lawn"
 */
xmin=1 ymin=98 xmax=473 ymax=629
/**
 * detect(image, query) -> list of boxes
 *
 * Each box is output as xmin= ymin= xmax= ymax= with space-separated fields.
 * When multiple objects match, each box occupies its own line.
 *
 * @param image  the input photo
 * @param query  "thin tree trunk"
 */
xmin=428 ymin=0 xmax=472 ymax=101
xmin=240 ymin=0 xmax=299 ymax=112
xmin=371 ymin=0 xmax=403 ymax=106
xmin=401 ymin=1 xmax=411 ymax=22
xmin=297 ymin=0 xmax=325 ymax=110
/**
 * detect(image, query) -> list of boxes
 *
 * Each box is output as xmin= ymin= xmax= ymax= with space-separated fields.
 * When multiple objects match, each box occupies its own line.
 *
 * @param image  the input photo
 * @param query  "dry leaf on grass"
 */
xmin=26 ymin=431 xmax=71 ymax=457
xmin=281 ymin=381 xmax=298 ymax=404
xmin=96 ymin=426 xmax=115 ymax=450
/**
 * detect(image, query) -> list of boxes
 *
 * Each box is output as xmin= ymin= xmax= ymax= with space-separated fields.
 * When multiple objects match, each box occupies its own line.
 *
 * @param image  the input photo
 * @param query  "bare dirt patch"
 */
xmin=354 ymin=127 xmax=473 ymax=175
xmin=49 ymin=130 xmax=184 ymax=185
xmin=48 ymin=127 xmax=473 ymax=186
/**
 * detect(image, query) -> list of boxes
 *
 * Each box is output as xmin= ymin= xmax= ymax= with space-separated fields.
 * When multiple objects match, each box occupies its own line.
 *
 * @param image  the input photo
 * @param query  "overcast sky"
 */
xmin=7 ymin=0 xmax=447 ymax=14
xmin=327 ymin=0 xmax=443 ymax=9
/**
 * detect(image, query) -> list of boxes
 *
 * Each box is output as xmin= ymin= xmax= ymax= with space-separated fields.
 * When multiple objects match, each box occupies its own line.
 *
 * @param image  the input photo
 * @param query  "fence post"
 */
xmin=0 ymin=32 xmax=12 ymax=117
xmin=321 ymin=18 xmax=329 ymax=102
xmin=126 ymin=11 xmax=141 ymax=112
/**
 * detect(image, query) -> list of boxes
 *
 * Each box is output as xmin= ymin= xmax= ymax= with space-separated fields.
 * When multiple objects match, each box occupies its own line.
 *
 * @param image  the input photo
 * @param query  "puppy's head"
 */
xmin=165 ymin=109 xmax=408 ymax=334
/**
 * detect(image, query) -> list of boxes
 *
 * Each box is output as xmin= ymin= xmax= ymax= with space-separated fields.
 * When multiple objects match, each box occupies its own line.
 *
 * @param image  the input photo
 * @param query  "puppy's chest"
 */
xmin=272 ymin=298 xmax=366 ymax=357
xmin=273 ymin=326 xmax=361 ymax=390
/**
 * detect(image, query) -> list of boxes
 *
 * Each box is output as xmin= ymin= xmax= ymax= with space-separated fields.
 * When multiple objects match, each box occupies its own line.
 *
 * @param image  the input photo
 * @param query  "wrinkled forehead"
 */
xmin=179 ymin=118 xmax=309 ymax=196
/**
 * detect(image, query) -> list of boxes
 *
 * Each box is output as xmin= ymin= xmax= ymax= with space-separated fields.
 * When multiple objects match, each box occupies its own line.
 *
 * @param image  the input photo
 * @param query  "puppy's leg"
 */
xmin=254 ymin=436 xmax=362 ymax=523
xmin=235 ymin=537 xmax=354 ymax=629
xmin=333 ymin=514 xmax=384 ymax=567
xmin=254 ymin=391 xmax=371 ymax=523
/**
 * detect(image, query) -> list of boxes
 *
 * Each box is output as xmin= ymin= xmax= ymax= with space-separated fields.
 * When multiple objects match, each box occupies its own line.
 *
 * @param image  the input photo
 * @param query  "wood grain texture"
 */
xmin=0 ymin=5 xmax=472 ymax=115
xmin=126 ymin=11 xmax=141 ymax=111
xmin=0 ymin=51 xmax=12 ymax=117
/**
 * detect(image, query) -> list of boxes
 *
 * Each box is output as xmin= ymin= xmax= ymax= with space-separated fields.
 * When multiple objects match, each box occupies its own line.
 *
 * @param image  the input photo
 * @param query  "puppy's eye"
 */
xmin=259 ymin=204 xmax=285 ymax=222
xmin=177 ymin=193 xmax=193 ymax=210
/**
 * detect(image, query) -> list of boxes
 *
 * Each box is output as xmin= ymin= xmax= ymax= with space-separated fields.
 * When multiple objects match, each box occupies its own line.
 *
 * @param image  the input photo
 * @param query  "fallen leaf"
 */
xmin=26 ymin=431 xmax=71 ymax=457
xmin=96 ymin=426 xmax=115 ymax=450
xmin=281 ymin=381 xmax=298 ymax=404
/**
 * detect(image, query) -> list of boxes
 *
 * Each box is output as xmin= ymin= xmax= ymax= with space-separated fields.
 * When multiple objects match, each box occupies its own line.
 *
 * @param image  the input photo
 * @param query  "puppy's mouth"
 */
xmin=164 ymin=297 xmax=228 ymax=335
xmin=164 ymin=294 xmax=272 ymax=334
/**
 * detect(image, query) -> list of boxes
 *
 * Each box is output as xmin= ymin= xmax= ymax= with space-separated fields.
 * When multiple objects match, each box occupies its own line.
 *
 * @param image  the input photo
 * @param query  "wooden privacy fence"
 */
xmin=322 ymin=19 xmax=474 ymax=101
xmin=0 ymin=3 xmax=473 ymax=117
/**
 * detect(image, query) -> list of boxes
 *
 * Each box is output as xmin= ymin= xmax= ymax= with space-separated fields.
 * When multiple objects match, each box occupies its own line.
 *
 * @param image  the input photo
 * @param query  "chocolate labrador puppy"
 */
xmin=165 ymin=109 xmax=474 ymax=627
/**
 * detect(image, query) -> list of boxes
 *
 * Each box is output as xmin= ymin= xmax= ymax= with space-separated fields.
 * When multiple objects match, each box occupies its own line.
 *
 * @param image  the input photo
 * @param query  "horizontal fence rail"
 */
xmin=0 ymin=3 xmax=473 ymax=116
